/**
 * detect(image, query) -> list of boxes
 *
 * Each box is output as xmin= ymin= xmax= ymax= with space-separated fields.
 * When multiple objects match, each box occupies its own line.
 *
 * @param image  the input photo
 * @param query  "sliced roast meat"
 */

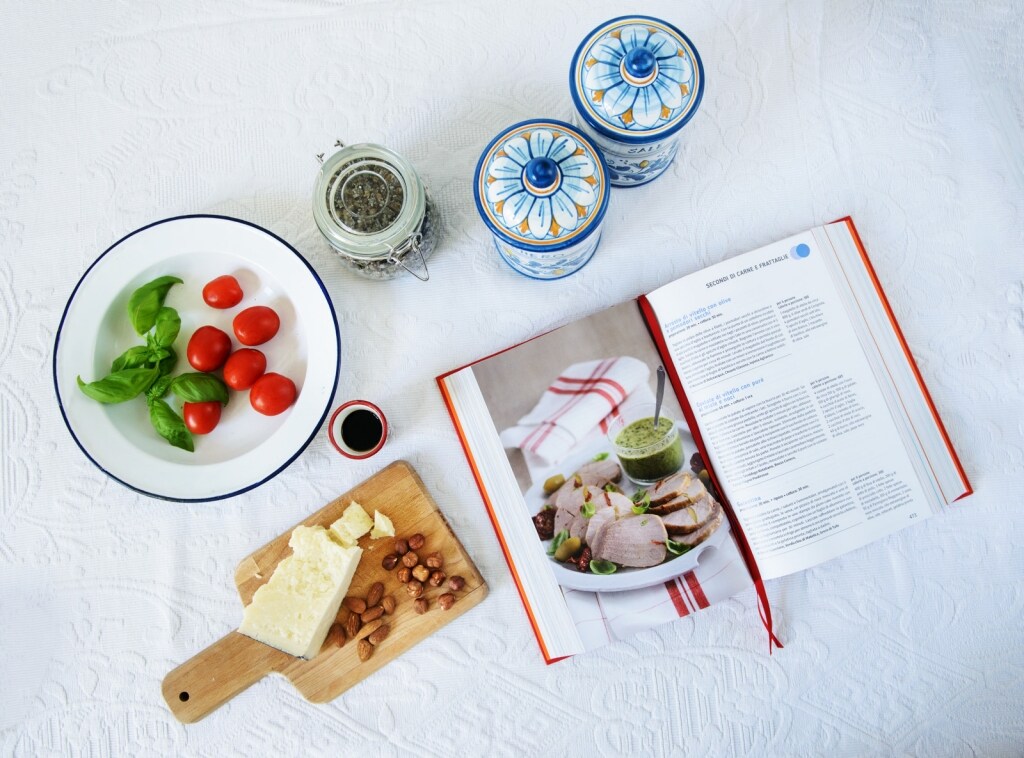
xmin=544 ymin=459 xmax=621 ymax=507
xmin=671 ymin=507 xmax=724 ymax=546
xmin=544 ymin=476 xmax=576 ymax=507
xmin=647 ymin=494 xmax=692 ymax=516
xmin=591 ymin=514 xmax=668 ymax=568
xmin=583 ymin=491 xmax=634 ymax=547
xmin=576 ymin=459 xmax=622 ymax=487
xmin=649 ymin=472 xmax=706 ymax=506
xmin=658 ymin=494 xmax=718 ymax=533
xmin=553 ymin=505 xmax=574 ymax=537
xmin=557 ymin=484 xmax=603 ymax=517
xmin=554 ymin=485 xmax=602 ymax=536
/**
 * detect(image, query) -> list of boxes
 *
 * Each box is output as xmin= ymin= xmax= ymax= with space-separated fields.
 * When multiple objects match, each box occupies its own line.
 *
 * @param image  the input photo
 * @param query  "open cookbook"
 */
xmin=438 ymin=218 xmax=972 ymax=663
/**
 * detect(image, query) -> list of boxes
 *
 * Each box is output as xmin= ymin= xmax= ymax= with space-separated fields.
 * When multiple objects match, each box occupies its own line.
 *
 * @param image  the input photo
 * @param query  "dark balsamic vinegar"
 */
xmin=341 ymin=409 xmax=384 ymax=452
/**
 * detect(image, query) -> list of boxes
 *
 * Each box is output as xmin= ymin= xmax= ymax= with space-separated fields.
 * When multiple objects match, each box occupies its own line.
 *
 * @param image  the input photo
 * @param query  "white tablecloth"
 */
xmin=2 ymin=0 xmax=1022 ymax=754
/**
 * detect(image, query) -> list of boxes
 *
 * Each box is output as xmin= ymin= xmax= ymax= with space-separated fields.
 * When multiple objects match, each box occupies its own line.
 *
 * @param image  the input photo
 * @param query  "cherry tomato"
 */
xmin=223 ymin=348 xmax=267 ymax=391
xmin=183 ymin=401 xmax=222 ymax=435
xmin=249 ymin=373 xmax=297 ymax=416
xmin=187 ymin=325 xmax=232 ymax=371
xmin=233 ymin=306 xmax=280 ymax=346
xmin=202 ymin=275 xmax=244 ymax=309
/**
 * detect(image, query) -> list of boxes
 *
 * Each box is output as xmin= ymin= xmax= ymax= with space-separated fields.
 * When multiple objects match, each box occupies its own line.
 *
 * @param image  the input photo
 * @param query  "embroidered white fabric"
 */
xmin=1 ymin=0 xmax=1022 ymax=754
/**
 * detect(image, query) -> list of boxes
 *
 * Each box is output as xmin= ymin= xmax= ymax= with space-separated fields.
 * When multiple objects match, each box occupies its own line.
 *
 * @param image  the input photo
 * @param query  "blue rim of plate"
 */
xmin=473 ymin=118 xmax=611 ymax=253
xmin=52 ymin=213 xmax=341 ymax=503
xmin=568 ymin=14 xmax=705 ymax=145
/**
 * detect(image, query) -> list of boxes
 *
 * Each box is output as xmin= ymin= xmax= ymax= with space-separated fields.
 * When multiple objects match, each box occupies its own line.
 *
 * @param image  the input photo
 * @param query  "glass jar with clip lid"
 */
xmin=313 ymin=142 xmax=437 ymax=281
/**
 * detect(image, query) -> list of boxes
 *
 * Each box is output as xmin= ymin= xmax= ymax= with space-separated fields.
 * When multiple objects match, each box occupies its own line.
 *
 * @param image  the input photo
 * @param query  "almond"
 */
xmin=367 ymin=624 xmax=391 ymax=645
xmin=366 ymin=581 xmax=384 ymax=608
xmin=357 ymin=639 xmax=373 ymax=661
xmin=343 ymin=597 xmax=367 ymax=614
xmin=361 ymin=605 xmax=384 ymax=623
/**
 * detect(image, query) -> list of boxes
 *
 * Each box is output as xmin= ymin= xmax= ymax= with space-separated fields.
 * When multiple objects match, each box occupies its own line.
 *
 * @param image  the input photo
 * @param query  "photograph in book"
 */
xmin=469 ymin=302 xmax=753 ymax=651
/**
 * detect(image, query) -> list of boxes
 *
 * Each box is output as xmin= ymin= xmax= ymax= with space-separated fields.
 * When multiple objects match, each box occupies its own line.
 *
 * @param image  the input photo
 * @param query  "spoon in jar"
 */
xmin=653 ymin=366 xmax=666 ymax=428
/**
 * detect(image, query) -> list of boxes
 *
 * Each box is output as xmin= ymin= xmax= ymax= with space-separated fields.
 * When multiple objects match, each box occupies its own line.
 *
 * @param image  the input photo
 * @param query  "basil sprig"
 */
xmin=127 ymin=276 xmax=182 ymax=335
xmin=76 ymin=274 xmax=208 ymax=453
xmin=592 ymin=451 xmax=609 ymax=461
xmin=76 ymin=366 xmax=160 ymax=404
xmin=147 ymin=398 xmax=194 ymax=452
xmin=110 ymin=345 xmax=153 ymax=373
xmin=580 ymin=501 xmax=595 ymax=518
xmin=147 ymin=374 xmax=174 ymax=402
xmin=666 ymin=538 xmax=694 ymax=557
xmin=631 ymin=489 xmax=651 ymax=514
xmin=547 ymin=529 xmax=570 ymax=556
xmin=171 ymin=373 xmax=229 ymax=405
xmin=152 ymin=306 xmax=181 ymax=348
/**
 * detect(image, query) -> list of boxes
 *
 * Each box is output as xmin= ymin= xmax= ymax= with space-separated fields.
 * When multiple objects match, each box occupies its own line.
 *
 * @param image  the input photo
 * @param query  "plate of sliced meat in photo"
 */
xmin=525 ymin=432 xmax=731 ymax=592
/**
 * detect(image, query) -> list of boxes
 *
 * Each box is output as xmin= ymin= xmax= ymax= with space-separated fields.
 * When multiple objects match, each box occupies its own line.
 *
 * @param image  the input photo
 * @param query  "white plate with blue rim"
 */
xmin=53 ymin=214 xmax=340 ymax=502
xmin=524 ymin=433 xmax=730 ymax=592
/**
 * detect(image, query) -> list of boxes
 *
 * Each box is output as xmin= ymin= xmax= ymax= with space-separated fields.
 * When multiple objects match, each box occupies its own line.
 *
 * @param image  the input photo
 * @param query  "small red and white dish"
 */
xmin=328 ymin=400 xmax=389 ymax=459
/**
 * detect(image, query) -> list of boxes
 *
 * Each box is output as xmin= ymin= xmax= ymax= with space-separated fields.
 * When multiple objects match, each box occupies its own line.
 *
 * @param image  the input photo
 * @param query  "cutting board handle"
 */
xmin=162 ymin=631 xmax=285 ymax=723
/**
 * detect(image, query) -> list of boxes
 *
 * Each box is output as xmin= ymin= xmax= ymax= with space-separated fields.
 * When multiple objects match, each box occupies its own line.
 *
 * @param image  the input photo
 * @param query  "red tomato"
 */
xmin=233 ymin=306 xmax=280 ymax=346
xmin=249 ymin=373 xmax=297 ymax=416
xmin=187 ymin=326 xmax=232 ymax=371
xmin=183 ymin=401 xmax=221 ymax=434
xmin=223 ymin=348 xmax=267 ymax=391
xmin=202 ymin=275 xmax=244 ymax=309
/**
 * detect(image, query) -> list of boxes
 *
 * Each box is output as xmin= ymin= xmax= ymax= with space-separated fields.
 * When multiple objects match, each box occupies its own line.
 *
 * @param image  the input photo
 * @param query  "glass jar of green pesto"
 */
xmin=608 ymin=403 xmax=684 ymax=485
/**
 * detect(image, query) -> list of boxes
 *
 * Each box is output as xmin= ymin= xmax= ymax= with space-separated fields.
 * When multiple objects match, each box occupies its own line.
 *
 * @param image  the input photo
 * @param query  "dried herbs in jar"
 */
xmin=313 ymin=144 xmax=437 ymax=281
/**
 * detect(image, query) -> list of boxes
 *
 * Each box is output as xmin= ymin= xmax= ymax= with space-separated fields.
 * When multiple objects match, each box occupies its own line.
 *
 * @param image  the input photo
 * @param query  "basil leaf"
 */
xmin=589 ymin=559 xmax=617 ymax=575
xmin=146 ymin=374 xmax=174 ymax=402
xmin=155 ymin=346 xmax=177 ymax=377
xmin=148 ymin=399 xmax=194 ymax=452
xmin=77 ymin=366 xmax=160 ymax=404
xmin=666 ymin=538 xmax=694 ymax=556
xmin=630 ymin=489 xmax=651 ymax=513
xmin=603 ymin=483 xmax=618 ymax=493
xmin=170 ymin=372 xmax=228 ymax=405
xmin=632 ymin=503 xmax=649 ymax=515
xmin=592 ymin=451 xmax=609 ymax=461
xmin=580 ymin=501 xmax=595 ymax=518
xmin=127 ymin=276 xmax=182 ymax=335
xmin=547 ymin=529 xmax=569 ymax=556
xmin=152 ymin=307 xmax=181 ymax=348
xmin=110 ymin=345 xmax=152 ymax=373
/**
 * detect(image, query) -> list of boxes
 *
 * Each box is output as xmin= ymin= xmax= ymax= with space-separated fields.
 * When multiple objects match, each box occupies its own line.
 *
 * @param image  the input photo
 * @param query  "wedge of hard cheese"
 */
xmin=238 ymin=524 xmax=362 ymax=659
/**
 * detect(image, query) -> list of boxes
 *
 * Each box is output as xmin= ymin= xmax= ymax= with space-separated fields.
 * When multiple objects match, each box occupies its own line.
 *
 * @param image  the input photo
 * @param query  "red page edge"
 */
xmin=832 ymin=216 xmax=973 ymax=500
xmin=637 ymin=295 xmax=784 ymax=653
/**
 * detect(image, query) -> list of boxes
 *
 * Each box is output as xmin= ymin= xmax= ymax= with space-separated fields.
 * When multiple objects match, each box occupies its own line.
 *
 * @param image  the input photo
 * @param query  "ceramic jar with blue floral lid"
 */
xmin=569 ymin=15 xmax=704 ymax=187
xmin=474 ymin=119 xmax=610 ymax=280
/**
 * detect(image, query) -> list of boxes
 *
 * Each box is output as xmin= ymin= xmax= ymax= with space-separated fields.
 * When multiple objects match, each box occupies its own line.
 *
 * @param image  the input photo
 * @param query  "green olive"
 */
xmin=553 ymin=536 xmax=581 ymax=562
xmin=543 ymin=474 xmax=566 ymax=495
xmin=698 ymin=469 xmax=712 ymax=489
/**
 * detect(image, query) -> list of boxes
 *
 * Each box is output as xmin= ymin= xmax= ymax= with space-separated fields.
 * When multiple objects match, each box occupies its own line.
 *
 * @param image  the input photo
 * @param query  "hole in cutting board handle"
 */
xmin=179 ymin=692 xmax=189 ymax=702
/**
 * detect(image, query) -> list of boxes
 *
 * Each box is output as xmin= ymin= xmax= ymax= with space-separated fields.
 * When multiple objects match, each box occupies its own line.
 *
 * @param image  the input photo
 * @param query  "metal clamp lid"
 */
xmin=386 ymin=232 xmax=429 ymax=282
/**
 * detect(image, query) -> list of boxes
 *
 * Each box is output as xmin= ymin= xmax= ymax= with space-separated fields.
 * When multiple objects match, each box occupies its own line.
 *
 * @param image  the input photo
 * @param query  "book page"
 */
xmin=440 ymin=301 xmax=753 ymax=660
xmin=645 ymin=232 xmax=938 ymax=579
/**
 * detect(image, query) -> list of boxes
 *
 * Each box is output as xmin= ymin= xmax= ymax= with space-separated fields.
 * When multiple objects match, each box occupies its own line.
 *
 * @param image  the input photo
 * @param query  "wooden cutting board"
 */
xmin=162 ymin=460 xmax=487 ymax=723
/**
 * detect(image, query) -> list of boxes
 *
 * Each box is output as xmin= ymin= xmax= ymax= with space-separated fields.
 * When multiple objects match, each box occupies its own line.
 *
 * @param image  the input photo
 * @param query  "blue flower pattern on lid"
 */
xmin=476 ymin=120 xmax=608 ymax=249
xmin=572 ymin=17 xmax=703 ymax=140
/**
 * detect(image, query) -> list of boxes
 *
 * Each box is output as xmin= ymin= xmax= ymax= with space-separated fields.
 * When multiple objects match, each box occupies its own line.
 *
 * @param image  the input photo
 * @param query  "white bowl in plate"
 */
xmin=53 ymin=214 xmax=339 ymax=502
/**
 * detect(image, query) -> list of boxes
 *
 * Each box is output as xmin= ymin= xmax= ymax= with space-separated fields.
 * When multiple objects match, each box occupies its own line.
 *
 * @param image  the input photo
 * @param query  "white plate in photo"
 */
xmin=524 ymin=430 xmax=731 ymax=592
xmin=53 ymin=214 xmax=340 ymax=502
